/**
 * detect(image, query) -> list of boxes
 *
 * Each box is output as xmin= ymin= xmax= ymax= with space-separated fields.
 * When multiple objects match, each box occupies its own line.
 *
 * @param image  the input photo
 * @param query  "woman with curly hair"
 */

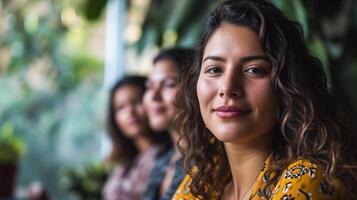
xmin=173 ymin=0 xmax=357 ymax=199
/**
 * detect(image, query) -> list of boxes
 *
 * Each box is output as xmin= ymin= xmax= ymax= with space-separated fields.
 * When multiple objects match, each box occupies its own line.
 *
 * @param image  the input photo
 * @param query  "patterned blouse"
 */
xmin=102 ymin=145 xmax=160 ymax=200
xmin=173 ymin=156 xmax=338 ymax=200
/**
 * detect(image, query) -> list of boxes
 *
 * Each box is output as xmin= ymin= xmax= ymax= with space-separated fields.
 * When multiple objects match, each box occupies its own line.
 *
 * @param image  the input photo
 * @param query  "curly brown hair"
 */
xmin=176 ymin=0 xmax=357 ymax=199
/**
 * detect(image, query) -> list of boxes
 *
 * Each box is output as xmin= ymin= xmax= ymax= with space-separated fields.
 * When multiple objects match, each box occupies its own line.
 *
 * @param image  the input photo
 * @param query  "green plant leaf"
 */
xmin=0 ymin=122 xmax=27 ymax=164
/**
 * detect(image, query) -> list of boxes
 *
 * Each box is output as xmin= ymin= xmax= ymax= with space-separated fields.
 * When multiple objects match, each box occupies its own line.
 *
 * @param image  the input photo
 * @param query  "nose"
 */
xmin=218 ymin=71 xmax=243 ymax=99
xmin=151 ymin=85 xmax=162 ymax=101
xmin=126 ymin=104 xmax=136 ymax=115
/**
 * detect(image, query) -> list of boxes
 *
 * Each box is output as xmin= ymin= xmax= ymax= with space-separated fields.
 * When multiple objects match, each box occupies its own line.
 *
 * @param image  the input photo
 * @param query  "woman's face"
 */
xmin=197 ymin=23 xmax=277 ymax=144
xmin=144 ymin=59 xmax=178 ymax=132
xmin=114 ymin=84 xmax=148 ymax=138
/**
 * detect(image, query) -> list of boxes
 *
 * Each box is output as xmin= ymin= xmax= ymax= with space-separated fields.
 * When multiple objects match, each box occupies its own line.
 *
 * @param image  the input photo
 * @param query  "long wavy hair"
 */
xmin=106 ymin=76 xmax=170 ymax=173
xmin=176 ymin=0 xmax=357 ymax=198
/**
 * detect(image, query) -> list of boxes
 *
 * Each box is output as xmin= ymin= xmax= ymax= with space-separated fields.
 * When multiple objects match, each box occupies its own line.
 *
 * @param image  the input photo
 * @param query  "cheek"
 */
xmin=197 ymin=76 xmax=216 ymax=110
xmin=135 ymin=105 xmax=146 ymax=119
xmin=163 ymin=88 xmax=177 ymax=105
xmin=246 ymin=80 xmax=277 ymax=119
xmin=115 ymin=111 xmax=126 ymax=128
xmin=143 ymin=91 xmax=152 ymax=108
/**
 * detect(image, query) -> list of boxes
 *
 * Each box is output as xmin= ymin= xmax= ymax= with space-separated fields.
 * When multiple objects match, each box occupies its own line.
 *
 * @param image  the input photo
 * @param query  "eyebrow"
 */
xmin=240 ymin=55 xmax=270 ymax=63
xmin=202 ymin=55 xmax=270 ymax=64
xmin=203 ymin=56 xmax=226 ymax=63
xmin=147 ymin=76 xmax=177 ymax=84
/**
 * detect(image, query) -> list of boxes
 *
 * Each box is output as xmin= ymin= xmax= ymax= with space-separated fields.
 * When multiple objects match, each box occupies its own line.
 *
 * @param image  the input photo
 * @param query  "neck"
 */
xmin=169 ymin=129 xmax=182 ymax=158
xmin=169 ymin=129 xmax=178 ymax=149
xmin=223 ymin=134 xmax=272 ymax=200
xmin=134 ymin=136 xmax=153 ymax=153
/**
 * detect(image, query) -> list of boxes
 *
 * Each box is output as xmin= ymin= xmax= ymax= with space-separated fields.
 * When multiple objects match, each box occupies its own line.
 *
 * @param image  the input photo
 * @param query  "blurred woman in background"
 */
xmin=103 ymin=76 xmax=169 ymax=200
xmin=143 ymin=48 xmax=194 ymax=200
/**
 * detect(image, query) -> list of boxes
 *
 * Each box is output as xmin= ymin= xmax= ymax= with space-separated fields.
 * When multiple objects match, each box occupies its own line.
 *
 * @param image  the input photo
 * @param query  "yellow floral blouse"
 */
xmin=173 ymin=157 xmax=338 ymax=200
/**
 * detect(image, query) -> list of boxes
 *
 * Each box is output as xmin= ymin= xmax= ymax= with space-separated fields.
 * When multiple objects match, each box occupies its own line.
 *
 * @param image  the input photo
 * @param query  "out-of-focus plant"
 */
xmin=62 ymin=163 xmax=109 ymax=200
xmin=0 ymin=0 xmax=105 ymax=199
xmin=0 ymin=122 xmax=26 ymax=164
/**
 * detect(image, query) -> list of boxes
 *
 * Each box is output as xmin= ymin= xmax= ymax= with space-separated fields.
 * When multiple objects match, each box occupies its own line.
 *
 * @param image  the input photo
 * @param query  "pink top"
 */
xmin=102 ymin=145 xmax=160 ymax=200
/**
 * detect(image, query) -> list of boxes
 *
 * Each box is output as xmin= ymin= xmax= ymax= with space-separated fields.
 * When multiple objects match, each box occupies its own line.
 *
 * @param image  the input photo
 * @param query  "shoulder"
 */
xmin=172 ymin=166 xmax=205 ymax=200
xmin=283 ymin=159 xmax=320 ymax=180
xmin=271 ymin=159 xmax=337 ymax=200
xmin=146 ymin=149 xmax=175 ymax=188
xmin=172 ymin=174 xmax=197 ymax=200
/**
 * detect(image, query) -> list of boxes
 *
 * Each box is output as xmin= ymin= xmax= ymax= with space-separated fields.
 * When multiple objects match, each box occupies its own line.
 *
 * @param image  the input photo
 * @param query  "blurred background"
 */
xmin=0 ymin=0 xmax=356 ymax=199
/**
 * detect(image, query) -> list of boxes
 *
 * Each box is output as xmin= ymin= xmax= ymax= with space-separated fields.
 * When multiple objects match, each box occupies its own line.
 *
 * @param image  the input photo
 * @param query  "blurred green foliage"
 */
xmin=62 ymin=163 xmax=109 ymax=200
xmin=0 ymin=122 xmax=26 ymax=164
xmin=84 ymin=0 xmax=107 ymax=21
xmin=1 ymin=0 xmax=105 ymax=199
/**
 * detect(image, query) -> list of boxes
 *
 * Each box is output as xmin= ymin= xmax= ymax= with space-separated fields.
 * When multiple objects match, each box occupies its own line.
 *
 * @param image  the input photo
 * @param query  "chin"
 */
xmin=149 ymin=118 xmax=169 ymax=131
xmin=150 ymin=123 xmax=168 ymax=132
xmin=210 ymin=128 xmax=247 ymax=143
xmin=215 ymin=135 xmax=239 ymax=143
xmin=125 ymin=132 xmax=141 ymax=139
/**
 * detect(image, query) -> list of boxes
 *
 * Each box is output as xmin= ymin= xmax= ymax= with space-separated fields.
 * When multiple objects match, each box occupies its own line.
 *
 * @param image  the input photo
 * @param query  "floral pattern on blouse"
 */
xmin=173 ymin=156 xmax=338 ymax=200
xmin=102 ymin=145 xmax=160 ymax=200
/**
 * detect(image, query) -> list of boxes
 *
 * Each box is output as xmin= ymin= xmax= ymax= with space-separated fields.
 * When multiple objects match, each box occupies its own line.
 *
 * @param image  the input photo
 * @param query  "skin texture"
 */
xmin=196 ymin=23 xmax=277 ymax=199
xmin=197 ymin=23 xmax=277 ymax=146
xmin=114 ymin=85 xmax=148 ymax=139
xmin=144 ymin=58 xmax=179 ymax=132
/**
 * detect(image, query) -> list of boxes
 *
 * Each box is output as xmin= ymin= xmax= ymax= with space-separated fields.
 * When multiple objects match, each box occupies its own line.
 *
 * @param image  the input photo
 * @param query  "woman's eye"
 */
xmin=244 ymin=66 xmax=267 ymax=75
xmin=206 ymin=66 xmax=222 ymax=74
xmin=165 ymin=83 xmax=177 ymax=88
xmin=115 ymin=105 xmax=124 ymax=112
xmin=132 ymin=98 xmax=142 ymax=105
xmin=164 ymin=80 xmax=177 ymax=88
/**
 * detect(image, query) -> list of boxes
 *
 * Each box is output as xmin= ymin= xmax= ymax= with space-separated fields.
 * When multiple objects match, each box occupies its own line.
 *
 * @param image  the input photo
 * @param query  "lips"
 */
xmin=213 ymin=105 xmax=251 ymax=118
xmin=149 ymin=106 xmax=166 ymax=115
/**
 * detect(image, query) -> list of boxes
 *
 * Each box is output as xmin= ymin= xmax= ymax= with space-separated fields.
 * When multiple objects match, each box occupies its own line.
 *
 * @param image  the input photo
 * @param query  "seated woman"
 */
xmin=102 ymin=76 xmax=169 ymax=200
xmin=143 ymin=48 xmax=194 ymax=200
xmin=173 ymin=0 xmax=357 ymax=199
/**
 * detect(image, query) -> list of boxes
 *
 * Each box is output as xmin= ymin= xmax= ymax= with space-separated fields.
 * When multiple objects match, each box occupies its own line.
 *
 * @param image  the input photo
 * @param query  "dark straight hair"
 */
xmin=106 ymin=75 xmax=171 ymax=173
